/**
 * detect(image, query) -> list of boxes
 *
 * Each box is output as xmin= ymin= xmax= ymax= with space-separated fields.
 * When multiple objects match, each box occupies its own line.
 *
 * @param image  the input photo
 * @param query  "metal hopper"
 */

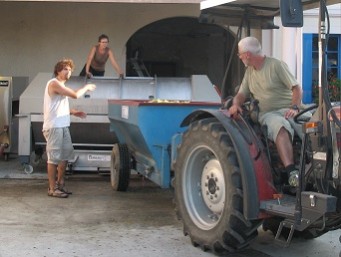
xmin=18 ymin=73 xmax=220 ymax=173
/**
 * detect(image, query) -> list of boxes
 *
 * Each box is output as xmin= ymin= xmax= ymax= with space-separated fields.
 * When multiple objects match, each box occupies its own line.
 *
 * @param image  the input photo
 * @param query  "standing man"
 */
xmin=229 ymin=37 xmax=303 ymax=185
xmin=43 ymin=59 xmax=96 ymax=198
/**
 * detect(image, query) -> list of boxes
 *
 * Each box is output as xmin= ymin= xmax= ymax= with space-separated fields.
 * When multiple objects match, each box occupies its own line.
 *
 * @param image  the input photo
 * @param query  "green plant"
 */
xmin=312 ymin=78 xmax=340 ymax=104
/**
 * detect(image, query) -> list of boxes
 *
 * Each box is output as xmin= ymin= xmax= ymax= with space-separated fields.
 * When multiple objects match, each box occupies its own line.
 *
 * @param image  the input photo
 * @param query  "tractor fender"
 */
xmin=181 ymin=109 xmax=259 ymax=220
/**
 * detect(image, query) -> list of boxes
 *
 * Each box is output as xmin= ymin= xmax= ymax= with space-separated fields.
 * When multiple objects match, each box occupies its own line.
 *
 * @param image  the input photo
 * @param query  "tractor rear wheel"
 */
xmin=175 ymin=118 xmax=260 ymax=254
xmin=110 ymin=143 xmax=131 ymax=191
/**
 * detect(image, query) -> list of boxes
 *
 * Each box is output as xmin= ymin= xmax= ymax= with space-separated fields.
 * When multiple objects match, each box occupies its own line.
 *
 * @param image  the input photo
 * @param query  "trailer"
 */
xmin=108 ymin=100 xmax=221 ymax=190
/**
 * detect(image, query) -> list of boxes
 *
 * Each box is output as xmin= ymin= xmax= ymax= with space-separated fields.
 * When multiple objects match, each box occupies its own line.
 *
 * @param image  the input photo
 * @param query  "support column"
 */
xmin=281 ymin=27 xmax=297 ymax=76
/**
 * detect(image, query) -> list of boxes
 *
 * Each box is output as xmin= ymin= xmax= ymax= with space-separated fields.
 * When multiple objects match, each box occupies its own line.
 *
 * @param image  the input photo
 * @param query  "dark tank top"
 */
xmin=90 ymin=46 xmax=109 ymax=71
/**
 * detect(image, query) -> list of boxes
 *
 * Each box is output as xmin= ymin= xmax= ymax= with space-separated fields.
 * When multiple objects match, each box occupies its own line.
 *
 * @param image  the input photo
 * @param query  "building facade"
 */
xmin=0 ymin=1 xmax=340 ymax=103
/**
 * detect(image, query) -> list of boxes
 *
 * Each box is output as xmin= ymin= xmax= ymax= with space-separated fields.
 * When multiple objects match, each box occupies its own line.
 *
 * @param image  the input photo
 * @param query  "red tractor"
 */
xmin=174 ymin=0 xmax=341 ymax=254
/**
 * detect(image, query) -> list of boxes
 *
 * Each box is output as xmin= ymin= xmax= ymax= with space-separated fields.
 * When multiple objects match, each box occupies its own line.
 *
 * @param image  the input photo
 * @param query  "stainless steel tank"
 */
xmin=0 ymin=76 xmax=28 ymax=161
xmin=0 ymin=77 xmax=12 ymax=160
xmin=18 ymin=73 xmax=220 ymax=173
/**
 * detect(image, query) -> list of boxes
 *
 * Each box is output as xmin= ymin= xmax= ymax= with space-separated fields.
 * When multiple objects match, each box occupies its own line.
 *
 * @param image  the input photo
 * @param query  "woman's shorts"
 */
xmin=43 ymin=127 xmax=74 ymax=165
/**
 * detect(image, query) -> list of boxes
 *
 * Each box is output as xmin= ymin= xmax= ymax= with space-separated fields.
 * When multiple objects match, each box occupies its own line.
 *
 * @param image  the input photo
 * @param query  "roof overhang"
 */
xmin=199 ymin=0 xmax=340 ymax=29
xmin=200 ymin=0 xmax=340 ymax=10
xmin=0 ymin=0 xmax=201 ymax=3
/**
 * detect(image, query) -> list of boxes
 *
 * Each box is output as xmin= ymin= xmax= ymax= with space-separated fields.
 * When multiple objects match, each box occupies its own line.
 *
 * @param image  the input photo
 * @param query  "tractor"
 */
xmin=173 ymin=0 xmax=341 ymax=254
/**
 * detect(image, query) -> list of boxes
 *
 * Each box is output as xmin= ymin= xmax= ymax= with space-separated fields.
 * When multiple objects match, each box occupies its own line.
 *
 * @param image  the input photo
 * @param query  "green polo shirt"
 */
xmin=239 ymin=57 xmax=298 ymax=114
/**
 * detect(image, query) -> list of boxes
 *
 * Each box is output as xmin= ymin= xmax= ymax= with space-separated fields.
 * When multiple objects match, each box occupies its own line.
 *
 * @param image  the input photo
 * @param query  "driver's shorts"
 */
xmin=43 ymin=127 xmax=74 ymax=165
xmin=259 ymin=108 xmax=295 ymax=142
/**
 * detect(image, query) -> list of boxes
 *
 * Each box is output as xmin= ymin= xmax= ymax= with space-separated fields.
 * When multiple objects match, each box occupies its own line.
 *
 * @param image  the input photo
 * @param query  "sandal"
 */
xmin=57 ymin=183 xmax=72 ymax=195
xmin=48 ymin=187 xmax=68 ymax=198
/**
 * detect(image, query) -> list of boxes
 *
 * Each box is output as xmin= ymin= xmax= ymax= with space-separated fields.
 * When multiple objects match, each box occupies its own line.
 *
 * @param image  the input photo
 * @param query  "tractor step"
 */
xmin=260 ymin=194 xmax=296 ymax=218
xmin=260 ymin=191 xmax=337 ymax=246
xmin=274 ymin=220 xmax=296 ymax=247
xmin=260 ymin=191 xmax=337 ymax=218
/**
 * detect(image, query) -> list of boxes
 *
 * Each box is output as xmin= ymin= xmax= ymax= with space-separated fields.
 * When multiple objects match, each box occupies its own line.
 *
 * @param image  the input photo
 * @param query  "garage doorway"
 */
xmin=126 ymin=17 xmax=242 ymax=97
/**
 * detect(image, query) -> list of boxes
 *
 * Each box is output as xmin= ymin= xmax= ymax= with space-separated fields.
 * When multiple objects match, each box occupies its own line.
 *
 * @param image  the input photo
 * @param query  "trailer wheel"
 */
xmin=110 ymin=143 xmax=130 ymax=191
xmin=23 ymin=163 xmax=33 ymax=174
xmin=175 ymin=118 xmax=260 ymax=254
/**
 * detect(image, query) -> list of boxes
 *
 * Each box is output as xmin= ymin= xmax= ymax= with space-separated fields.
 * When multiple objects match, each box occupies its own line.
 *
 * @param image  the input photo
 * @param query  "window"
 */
xmin=302 ymin=34 xmax=340 ymax=103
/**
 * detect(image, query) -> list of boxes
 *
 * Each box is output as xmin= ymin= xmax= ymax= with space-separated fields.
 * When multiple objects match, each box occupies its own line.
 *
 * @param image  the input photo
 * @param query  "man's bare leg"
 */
xmin=57 ymin=160 xmax=72 ymax=194
xmin=275 ymin=127 xmax=299 ymax=186
xmin=275 ymin=127 xmax=294 ymax=168
xmin=47 ymin=163 xmax=58 ymax=191
xmin=47 ymin=162 xmax=68 ymax=197
xmin=57 ymin=160 xmax=67 ymax=186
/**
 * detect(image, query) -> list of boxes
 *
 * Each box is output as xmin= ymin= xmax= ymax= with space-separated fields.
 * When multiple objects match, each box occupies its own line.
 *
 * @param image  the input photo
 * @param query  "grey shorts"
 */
xmin=43 ymin=127 xmax=74 ymax=165
xmin=259 ymin=109 xmax=295 ymax=142
xmin=259 ymin=108 xmax=312 ymax=142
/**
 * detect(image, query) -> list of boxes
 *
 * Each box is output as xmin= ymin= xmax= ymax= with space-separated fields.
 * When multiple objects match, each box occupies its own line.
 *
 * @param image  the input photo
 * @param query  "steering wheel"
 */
xmin=293 ymin=104 xmax=318 ymax=124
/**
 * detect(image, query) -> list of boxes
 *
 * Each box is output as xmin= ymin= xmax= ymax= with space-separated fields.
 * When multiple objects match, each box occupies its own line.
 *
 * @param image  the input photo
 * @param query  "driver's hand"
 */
xmin=284 ymin=108 xmax=299 ymax=119
xmin=229 ymin=104 xmax=243 ymax=119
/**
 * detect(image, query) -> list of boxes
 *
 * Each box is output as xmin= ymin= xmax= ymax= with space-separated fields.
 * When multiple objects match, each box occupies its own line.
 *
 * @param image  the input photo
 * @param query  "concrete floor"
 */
xmin=0 ymin=156 xmax=340 ymax=257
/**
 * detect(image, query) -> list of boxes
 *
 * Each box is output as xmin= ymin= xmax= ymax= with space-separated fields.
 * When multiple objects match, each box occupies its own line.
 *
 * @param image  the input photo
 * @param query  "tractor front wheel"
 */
xmin=175 ymin=118 xmax=260 ymax=253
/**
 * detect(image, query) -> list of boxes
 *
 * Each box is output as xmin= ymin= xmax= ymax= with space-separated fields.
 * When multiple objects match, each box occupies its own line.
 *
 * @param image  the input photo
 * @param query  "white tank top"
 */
xmin=43 ymin=78 xmax=70 ymax=130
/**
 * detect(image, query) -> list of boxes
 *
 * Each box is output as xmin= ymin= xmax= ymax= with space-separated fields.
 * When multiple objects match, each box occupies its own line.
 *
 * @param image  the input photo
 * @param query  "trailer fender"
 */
xmin=180 ymin=109 xmax=259 ymax=220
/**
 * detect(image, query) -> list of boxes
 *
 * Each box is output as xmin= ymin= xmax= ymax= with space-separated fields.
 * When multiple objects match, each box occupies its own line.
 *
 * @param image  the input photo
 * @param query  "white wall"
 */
xmin=261 ymin=4 xmax=341 ymax=87
xmin=1 ymin=2 xmax=340 ymax=85
xmin=0 ymin=2 xmax=200 ymax=81
xmin=302 ymin=4 xmax=341 ymax=34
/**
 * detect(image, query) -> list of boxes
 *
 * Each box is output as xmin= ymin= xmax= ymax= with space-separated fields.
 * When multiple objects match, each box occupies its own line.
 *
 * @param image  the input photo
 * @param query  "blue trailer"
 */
xmin=107 ymin=99 xmax=220 ymax=190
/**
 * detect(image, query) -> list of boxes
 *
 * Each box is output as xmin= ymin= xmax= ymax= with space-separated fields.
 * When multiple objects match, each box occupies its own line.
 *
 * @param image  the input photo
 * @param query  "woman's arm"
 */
xmin=85 ymin=46 xmax=96 ymax=76
xmin=108 ymin=49 xmax=123 ymax=77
